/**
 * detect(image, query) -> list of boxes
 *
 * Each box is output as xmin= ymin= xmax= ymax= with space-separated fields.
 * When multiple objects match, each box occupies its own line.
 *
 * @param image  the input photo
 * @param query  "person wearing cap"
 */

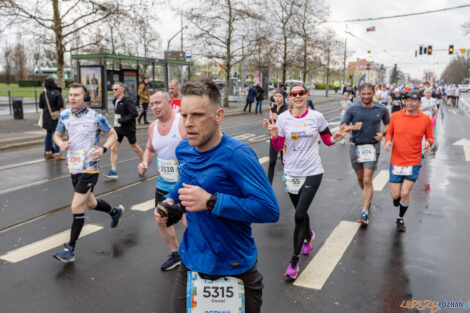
xmin=385 ymin=91 xmax=434 ymax=232
xmin=341 ymin=82 xmax=390 ymax=227
xmin=389 ymin=87 xmax=404 ymax=114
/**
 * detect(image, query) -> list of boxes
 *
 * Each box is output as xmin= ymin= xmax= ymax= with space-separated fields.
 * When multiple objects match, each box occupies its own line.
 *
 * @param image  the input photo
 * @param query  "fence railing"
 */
xmin=0 ymin=90 xmax=40 ymax=115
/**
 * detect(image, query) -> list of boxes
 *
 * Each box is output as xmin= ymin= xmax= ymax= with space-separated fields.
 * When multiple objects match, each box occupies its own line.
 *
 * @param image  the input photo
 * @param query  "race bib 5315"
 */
xmin=187 ymin=271 xmax=245 ymax=313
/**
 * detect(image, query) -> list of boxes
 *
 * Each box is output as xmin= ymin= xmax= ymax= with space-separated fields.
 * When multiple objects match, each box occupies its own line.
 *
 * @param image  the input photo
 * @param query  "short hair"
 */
xmin=169 ymin=79 xmax=180 ymax=87
xmin=113 ymin=82 xmax=127 ymax=90
xmin=181 ymin=78 xmax=221 ymax=110
xmin=358 ymin=83 xmax=374 ymax=92
xmin=69 ymin=82 xmax=87 ymax=94
xmin=149 ymin=89 xmax=170 ymax=101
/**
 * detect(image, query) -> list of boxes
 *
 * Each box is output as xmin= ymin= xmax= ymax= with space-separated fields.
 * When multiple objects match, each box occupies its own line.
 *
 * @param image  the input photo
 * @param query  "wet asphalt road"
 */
xmin=1 ymin=96 xmax=470 ymax=313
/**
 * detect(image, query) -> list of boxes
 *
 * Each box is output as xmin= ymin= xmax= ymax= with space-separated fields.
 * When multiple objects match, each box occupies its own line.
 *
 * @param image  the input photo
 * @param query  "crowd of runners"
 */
xmin=46 ymin=74 xmax=442 ymax=312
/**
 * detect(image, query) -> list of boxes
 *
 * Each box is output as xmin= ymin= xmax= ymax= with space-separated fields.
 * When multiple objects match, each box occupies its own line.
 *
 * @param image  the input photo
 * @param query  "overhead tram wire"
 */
xmin=330 ymin=4 xmax=470 ymax=23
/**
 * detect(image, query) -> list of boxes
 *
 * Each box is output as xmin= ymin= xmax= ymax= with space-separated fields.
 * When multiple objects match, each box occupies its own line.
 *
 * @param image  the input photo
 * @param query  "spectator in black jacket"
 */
xmin=39 ymin=77 xmax=64 ymax=160
xmin=255 ymin=83 xmax=265 ymax=114
xmin=103 ymin=82 xmax=143 ymax=180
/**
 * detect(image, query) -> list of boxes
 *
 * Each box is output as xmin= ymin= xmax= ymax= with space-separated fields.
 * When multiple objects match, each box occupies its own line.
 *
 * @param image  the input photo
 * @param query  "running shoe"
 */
xmin=358 ymin=211 xmax=369 ymax=226
xmin=285 ymin=262 xmax=299 ymax=280
xmin=110 ymin=205 xmax=124 ymax=228
xmin=301 ymin=231 xmax=315 ymax=255
xmin=396 ymin=218 xmax=407 ymax=232
xmin=53 ymin=243 xmax=75 ymax=263
xmin=161 ymin=252 xmax=181 ymax=271
xmin=103 ymin=169 xmax=118 ymax=180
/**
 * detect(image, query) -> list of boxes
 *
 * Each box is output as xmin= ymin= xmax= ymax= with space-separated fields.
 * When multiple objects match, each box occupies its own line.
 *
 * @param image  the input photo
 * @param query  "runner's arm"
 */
xmin=424 ymin=118 xmax=434 ymax=146
xmin=142 ymin=122 xmax=156 ymax=167
xmin=101 ymin=127 xmax=118 ymax=149
xmin=211 ymin=145 xmax=280 ymax=223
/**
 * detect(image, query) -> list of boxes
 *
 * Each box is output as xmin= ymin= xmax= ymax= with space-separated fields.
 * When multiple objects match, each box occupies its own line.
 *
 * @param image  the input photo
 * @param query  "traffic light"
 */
xmin=428 ymin=46 xmax=432 ymax=55
xmin=449 ymin=45 xmax=454 ymax=54
xmin=419 ymin=46 xmax=423 ymax=55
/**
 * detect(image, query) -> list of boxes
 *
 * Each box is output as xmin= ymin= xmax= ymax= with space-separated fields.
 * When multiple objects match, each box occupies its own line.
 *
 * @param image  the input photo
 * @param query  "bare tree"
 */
xmin=3 ymin=45 xmax=14 ymax=85
xmin=184 ymin=0 xmax=259 ymax=107
xmin=441 ymin=55 xmax=470 ymax=84
xmin=0 ymin=0 xmax=137 ymax=91
xmin=270 ymin=0 xmax=299 ymax=85
xmin=292 ymin=0 xmax=326 ymax=83
xmin=463 ymin=20 xmax=470 ymax=38
xmin=317 ymin=30 xmax=343 ymax=96
xmin=13 ymin=39 xmax=28 ymax=80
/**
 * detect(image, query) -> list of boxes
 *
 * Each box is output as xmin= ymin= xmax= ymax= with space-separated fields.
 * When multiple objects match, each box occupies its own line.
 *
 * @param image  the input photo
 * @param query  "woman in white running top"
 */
xmin=266 ymin=82 xmax=360 ymax=280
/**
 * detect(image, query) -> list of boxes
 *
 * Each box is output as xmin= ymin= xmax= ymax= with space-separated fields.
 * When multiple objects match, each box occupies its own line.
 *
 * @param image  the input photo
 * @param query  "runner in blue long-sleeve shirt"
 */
xmin=158 ymin=78 xmax=279 ymax=313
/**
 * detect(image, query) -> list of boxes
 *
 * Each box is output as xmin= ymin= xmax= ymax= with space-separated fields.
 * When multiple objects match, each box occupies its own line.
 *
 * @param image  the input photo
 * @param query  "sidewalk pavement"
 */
xmin=0 ymin=95 xmax=340 ymax=151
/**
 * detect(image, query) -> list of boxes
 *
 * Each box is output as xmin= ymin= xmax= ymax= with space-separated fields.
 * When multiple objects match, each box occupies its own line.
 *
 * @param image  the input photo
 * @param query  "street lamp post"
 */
xmin=166 ymin=25 xmax=188 ymax=89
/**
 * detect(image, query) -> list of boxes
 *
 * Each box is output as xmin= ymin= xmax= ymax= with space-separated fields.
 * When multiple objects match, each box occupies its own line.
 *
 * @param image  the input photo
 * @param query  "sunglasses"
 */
xmin=290 ymin=90 xmax=307 ymax=97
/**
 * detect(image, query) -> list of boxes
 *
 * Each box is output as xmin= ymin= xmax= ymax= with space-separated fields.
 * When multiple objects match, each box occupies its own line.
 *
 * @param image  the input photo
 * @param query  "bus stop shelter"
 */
xmin=71 ymin=53 xmax=193 ymax=111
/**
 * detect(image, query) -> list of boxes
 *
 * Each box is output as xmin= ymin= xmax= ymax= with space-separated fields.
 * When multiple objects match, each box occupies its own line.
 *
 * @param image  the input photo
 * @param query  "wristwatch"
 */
xmin=206 ymin=193 xmax=218 ymax=211
xmin=101 ymin=146 xmax=107 ymax=154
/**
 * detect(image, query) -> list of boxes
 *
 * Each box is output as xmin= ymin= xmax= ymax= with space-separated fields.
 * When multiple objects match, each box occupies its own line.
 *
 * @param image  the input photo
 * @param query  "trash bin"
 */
xmin=12 ymin=98 xmax=24 ymax=120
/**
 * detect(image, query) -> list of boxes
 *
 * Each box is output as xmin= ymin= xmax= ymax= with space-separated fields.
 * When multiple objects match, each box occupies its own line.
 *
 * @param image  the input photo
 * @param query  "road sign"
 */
xmin=366 ymin=26 xmax=375 ymax=32
xmin=460 ymin=48 xmax=467 ymax=54
xmin=164 ymin=51 xmax=185 ymax=61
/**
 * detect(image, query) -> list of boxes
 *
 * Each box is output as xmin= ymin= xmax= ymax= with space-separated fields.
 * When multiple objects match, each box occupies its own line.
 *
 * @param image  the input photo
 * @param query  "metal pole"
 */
xmin=342 ymin=37 xmax=347 ymax=85
xmin=8 ymin=90 xmax=12 ymax=115
xmin=35 ymin=90 xmax=38 ymax=113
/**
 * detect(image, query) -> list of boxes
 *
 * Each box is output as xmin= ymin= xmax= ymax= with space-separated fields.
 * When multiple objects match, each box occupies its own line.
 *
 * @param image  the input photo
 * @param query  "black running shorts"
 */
xmin=71 ymin=173 xmax=99 ymax=194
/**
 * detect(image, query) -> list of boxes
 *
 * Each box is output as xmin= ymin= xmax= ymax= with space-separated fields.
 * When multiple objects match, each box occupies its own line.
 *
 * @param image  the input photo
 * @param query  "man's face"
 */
xmin=181 ymin=95 xmax=222 ymax=149
xmin=360 ymin=87 xmax=374 ymax=105
xmin=68 ymin=87 xmax=85 ymax=111
xmin=112 ymin=84 xmax=124 ymax=98
xmin=405 ymin=98 xmax=421 ymax=111
xmin=150 ymin=93 xmax=171 ymax=119
xmin=169 ymin=83 xmax=179 ymax=98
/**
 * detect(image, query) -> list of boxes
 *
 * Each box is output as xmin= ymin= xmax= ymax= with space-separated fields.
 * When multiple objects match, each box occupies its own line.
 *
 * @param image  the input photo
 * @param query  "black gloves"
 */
xmin=157 ymin=201 xmax=185 ymax=227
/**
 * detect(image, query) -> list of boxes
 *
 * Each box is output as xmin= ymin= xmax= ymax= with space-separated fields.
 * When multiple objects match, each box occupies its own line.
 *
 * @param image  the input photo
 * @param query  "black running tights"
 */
xmin=288 ymin=174 xmax=323 ymax=256
xmin=267 ymin=143 xmax=283 ymax=184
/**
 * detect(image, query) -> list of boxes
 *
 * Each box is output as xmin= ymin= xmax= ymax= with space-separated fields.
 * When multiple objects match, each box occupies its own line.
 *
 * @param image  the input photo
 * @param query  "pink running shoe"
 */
xmin=301 ymin=231 xmax=315 ymax=255
xmin=285 ymin=262 xmax=300 ymax=279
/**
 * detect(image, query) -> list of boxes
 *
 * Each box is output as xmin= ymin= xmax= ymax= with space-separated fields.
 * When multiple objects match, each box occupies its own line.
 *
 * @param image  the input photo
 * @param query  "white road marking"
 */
xmin=131 ymin=199 xmax=155 ymax=212
xmin=0 ymin=224 xmax=103 ymax=263
xmin=258 ymin=157 xmax=269 ymax=164
xmin=373 ymin=169 xmax=389 ymax=191
xmin=453 ymin=138 xmax=470 ymax=161
xmin=294 ymin=221 xmax=360 ymax=290
xmin=233 ymin=133 xmax=256 ymax=140
xmin=248 ymin=135 xmax=269 ymax=142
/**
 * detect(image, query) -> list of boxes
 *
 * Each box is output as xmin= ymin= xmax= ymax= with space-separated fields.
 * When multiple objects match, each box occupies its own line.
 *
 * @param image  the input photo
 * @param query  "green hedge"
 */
xmin=313 ymin=83 xmax=335 ymax=90
xmin=19 ymin=80 xmax=75 ymax=88
xmin=19 ymin=80 xmax=42 ymax=87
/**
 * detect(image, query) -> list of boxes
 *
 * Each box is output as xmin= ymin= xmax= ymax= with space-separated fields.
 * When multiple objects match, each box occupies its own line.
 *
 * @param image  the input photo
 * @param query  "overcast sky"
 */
xmin=155 ymin=0 xmax=470 ymax=80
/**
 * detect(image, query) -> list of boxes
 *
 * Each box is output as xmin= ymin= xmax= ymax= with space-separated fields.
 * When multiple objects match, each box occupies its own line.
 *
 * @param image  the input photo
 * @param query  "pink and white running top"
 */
xmin=274 ymin=109 xmax=329 ymax=177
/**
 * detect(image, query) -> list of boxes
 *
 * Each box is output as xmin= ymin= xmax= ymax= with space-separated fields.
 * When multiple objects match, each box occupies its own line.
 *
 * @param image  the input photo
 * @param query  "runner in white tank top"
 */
xmin=138 ymin=90 xmax=187 ymax=271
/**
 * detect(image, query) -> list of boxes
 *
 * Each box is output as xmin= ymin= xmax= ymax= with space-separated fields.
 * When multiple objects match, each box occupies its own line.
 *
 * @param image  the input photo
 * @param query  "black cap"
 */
xmin=404 ymin=91 xmax=421 ymax=100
